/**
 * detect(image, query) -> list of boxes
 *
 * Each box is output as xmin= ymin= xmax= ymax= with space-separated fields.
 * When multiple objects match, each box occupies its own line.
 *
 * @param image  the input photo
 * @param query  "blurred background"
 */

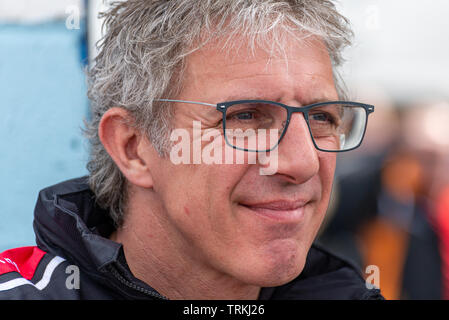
xmin=0 ymin=0 xmax=448 ymax=299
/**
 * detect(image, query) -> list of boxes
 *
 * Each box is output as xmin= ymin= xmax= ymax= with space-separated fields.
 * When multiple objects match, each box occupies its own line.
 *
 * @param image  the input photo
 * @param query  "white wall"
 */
xmin=0 ymin=0 xmax=83 ymax=23
xmin=336 ymin=0 xmax=449 ymax=103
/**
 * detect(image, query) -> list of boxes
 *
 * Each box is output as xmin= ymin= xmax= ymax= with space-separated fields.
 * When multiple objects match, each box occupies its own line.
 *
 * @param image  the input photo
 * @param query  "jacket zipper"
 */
xmin=107 ymin=265 xmax=167 ymax=300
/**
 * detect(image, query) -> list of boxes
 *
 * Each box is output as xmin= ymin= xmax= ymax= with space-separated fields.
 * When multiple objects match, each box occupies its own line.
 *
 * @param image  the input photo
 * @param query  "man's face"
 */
xmin=149 ymin=35 xmax=338 ymax=286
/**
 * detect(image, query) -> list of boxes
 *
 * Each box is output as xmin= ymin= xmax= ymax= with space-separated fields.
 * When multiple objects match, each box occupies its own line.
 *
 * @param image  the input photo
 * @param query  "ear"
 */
xmin=99 ymin=107 xmax=154 ymax=188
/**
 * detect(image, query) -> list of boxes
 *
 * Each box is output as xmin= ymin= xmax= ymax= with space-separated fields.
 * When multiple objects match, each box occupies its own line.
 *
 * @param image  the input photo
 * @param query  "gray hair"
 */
xmin=85 ymin=0 xmax=353 ymax=227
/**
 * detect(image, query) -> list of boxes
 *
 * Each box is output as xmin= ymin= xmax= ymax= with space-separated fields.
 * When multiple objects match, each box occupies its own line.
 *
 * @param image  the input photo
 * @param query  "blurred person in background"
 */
xmin=401 ymin=102 xmax=449 ymax=300
xmin=319 ymin=100 xmax=449 ymax=299
xmin=318 ymin=87 xmax=400 ymax=269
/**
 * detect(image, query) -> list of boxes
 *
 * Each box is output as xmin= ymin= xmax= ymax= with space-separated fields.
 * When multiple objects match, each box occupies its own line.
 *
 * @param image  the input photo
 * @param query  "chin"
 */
xmin=248 ymin=258 xmax=307 ymax=288
xmin=238 ymin=238 xmax=309 ymax=287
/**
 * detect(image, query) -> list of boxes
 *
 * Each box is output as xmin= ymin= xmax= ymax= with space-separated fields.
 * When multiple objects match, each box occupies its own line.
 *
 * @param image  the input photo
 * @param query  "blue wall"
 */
xmin=0 ymin=21 xmax=89 ymax=252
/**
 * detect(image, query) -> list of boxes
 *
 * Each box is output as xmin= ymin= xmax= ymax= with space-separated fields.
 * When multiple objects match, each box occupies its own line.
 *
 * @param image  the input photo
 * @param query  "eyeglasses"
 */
xmin=157 ymin=99 xmax=374 ymax=152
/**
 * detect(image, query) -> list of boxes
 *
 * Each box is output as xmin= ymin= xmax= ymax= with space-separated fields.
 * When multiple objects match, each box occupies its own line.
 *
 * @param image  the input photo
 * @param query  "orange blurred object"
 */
xmin=359 ymin=217 xmax=409 ymax=300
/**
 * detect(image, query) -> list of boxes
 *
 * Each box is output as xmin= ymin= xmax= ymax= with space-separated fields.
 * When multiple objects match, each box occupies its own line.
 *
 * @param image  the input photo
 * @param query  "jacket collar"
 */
xmin=33 ymin=177 xmax=120 ymax=272
xmin=33 ymin=177 xmax=164 ymax=299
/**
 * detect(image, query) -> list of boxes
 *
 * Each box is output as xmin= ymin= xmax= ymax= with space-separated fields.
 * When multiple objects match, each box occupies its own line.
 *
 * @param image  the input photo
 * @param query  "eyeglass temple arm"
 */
xmin=156 ymin=99 xmax=216 ymax=107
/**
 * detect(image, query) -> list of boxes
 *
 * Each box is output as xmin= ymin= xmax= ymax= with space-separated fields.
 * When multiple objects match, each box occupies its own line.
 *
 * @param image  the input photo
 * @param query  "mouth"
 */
xmin=239 ymin=200 xmax=308 ymax=223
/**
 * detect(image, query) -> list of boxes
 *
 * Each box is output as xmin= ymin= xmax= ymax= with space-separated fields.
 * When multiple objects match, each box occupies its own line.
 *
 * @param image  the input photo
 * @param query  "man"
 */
xmin=0 ymin=0 xmax=381 ymax=299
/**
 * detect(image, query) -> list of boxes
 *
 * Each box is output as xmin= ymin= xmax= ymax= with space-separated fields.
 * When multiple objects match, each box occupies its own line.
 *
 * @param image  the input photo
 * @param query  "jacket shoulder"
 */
xmin=0 ymin=246 xmax=75 ymax=299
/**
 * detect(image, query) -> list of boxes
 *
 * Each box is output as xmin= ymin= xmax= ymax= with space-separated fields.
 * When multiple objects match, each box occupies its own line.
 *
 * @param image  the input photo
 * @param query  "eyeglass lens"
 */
xmin=223 ymin=102 xmax=367 ymax=152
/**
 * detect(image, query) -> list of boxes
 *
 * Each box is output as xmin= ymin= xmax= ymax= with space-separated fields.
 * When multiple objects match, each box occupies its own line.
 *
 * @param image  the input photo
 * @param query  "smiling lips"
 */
xmin=240 ymin=200 xmax=308 ymax=223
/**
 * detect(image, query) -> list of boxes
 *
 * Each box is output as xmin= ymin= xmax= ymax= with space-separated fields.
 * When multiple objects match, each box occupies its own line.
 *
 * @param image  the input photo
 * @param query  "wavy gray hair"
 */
xmin=85 ymin=0 xmax=353 ymax=227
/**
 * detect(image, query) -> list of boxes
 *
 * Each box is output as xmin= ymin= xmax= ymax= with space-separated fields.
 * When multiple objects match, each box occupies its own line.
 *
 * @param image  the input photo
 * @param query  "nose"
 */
xmin=272 ymin=112 xmax=320 ymax=184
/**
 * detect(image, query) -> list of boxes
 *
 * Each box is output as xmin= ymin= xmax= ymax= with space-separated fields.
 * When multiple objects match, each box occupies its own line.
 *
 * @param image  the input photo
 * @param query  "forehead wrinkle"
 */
xmin=189 ymin=37 xmax=302 ymax=75
xmin=193 ymin=57 xmax=305 ymax=88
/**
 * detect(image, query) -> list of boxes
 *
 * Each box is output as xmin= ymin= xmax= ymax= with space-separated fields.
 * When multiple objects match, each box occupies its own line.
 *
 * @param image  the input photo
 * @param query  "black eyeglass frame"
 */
xmin=157 ymin=99 xmax=375 ymax=153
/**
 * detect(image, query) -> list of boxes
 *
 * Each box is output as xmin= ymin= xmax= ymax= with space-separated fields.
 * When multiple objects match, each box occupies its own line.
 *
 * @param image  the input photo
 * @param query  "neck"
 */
xmin=110 ymin=189 xmax=261 ymax=300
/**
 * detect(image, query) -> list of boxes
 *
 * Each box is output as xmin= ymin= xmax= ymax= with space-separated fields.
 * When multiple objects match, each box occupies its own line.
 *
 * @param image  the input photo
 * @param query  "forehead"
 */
xmin=181 ymin=32 xmax=337 ymax=104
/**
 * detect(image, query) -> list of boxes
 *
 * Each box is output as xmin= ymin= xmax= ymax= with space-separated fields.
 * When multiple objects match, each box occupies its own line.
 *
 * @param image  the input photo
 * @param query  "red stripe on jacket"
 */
xmin=0 ymin=246 xmax=46 ymax=280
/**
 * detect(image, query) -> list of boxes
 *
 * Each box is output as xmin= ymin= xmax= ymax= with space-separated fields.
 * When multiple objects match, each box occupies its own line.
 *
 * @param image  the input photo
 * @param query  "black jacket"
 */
xmin=0 ymin=177 xmax=383 ymax=300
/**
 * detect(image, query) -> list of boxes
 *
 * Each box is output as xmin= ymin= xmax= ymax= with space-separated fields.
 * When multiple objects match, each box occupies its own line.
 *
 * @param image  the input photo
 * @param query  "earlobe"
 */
xmin=98 ymin=107 xmax=154 ymax=189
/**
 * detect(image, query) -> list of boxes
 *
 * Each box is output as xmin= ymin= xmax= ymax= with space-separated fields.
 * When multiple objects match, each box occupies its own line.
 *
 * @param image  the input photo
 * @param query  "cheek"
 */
xmin=165 ymin=163 xmax=256 ymax=264
xmin=312 ymin=152 xmax=336 ymax=227
xmin=155 ymin=156 xmax=251 ymax=231
xmin=318 ymin=152 xmax=336 ymax=194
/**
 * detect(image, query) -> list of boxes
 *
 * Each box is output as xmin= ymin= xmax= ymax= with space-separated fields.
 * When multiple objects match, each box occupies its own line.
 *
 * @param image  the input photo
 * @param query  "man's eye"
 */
xmin=228 ymin=111 xmax=256 ymax=121
xmin=310 ymin=112 xmax=335 ymax=124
